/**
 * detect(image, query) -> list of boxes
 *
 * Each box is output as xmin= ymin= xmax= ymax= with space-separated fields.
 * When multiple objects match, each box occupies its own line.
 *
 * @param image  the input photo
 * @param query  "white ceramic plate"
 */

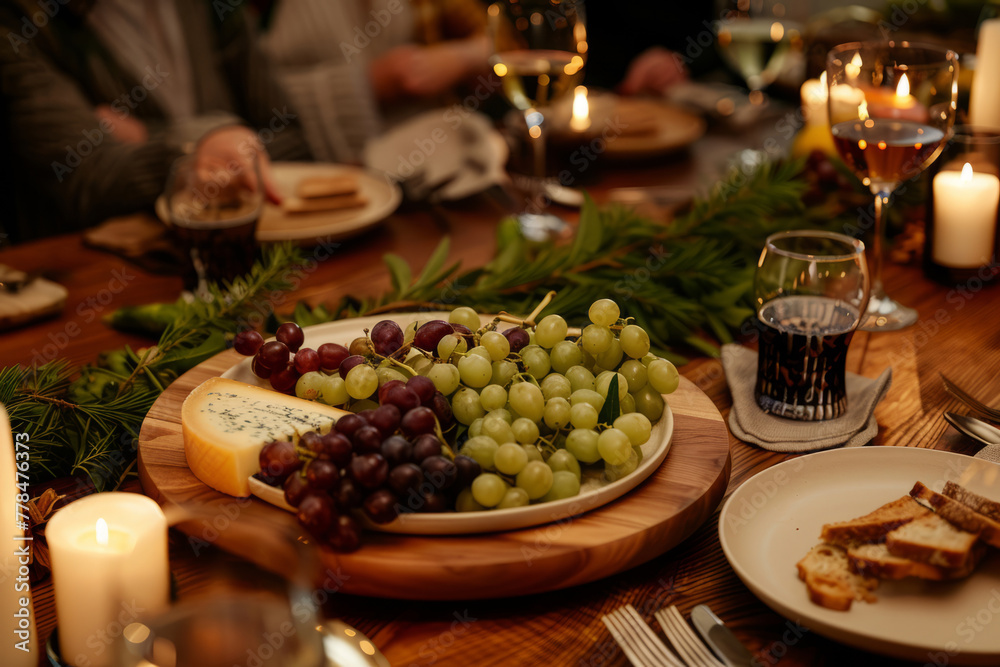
xmin=719 ymin=447 xmax=1000 ymax=665
xmin=363 ymin=107 xmax=509 ymax=201
xmin=156 ymin=162 xmax=401 ymax=245
xmin=225 ymin=314 xmax=674 ymax=535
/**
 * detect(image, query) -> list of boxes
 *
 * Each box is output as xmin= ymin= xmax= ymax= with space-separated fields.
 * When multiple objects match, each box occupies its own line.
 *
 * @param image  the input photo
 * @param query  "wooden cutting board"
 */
xmin=138 ymin=348 xmax=731 ymax=600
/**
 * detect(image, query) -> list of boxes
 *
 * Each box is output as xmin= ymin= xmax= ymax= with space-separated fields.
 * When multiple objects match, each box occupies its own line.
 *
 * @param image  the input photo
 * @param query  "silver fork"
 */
xmin=941 ymin=373 xmax=1000 ymax=423
xmin=602 ymin=604 xmax=685 ymax=667
xmin=655 ymin=606 xmax=726 ymax=667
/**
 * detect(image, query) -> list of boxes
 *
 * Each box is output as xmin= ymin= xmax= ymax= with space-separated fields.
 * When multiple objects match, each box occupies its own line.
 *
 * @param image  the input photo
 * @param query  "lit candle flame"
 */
xmin=569 ymin=86 xmax=590 ymax=132
xmin=858 ymin=100 xmax=869 ymax=121
xmin=96 ymin=518 xmax=109 ymax=546
xmin=845 ymin=52 xmax=862 ymax=81
xmin=961 ymin=162 xmax=974 ymax=182
xmin=896 ymin=73 xmax=910 ymax=98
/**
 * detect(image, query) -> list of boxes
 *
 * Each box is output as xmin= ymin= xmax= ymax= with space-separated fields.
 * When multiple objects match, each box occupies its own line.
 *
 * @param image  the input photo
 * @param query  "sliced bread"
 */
xmin=796 ymin=544 xmax=879 ymax=611
xmin=847 ymin=541 xmax=985 ymax=581
xmin=910 ymin=481 xmax=1000 ymax=548
xmin=820 ymin=495 xmax=930 ymax=546
xmin=885 ymin=512 xmax=980 ymax=568
xmin=942 ymin=481 xmax=1000 ymax=523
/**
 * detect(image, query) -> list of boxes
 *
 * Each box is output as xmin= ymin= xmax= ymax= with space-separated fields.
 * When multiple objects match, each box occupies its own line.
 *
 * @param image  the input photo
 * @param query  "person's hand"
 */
xmin=369 ymin=36 xmax=489 ymax=101
xmin=618 ymin=47 xmax=688 ymax=96
xmin=95 ymin=105 xmax=148 ymax=144
xmin=195 ymin=125 xmax=281 ymax=205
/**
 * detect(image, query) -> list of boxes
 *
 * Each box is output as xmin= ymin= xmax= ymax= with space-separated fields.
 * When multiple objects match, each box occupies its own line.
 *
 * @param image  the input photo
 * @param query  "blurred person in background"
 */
xmin=253 ymin=0 xmax=492 ymax=163
xmin=0 ymin=0 xmax=310 ymax=243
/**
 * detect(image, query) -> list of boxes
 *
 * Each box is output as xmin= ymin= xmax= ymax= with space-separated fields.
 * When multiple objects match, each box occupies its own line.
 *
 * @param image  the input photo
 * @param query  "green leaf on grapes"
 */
xmin=598 ymin=375 xmax=620 ymax=425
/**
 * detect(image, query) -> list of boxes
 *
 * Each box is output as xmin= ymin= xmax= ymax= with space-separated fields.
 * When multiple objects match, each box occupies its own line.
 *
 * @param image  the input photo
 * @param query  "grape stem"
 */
xmin=496 ymin=290 xmax=558 ymax=328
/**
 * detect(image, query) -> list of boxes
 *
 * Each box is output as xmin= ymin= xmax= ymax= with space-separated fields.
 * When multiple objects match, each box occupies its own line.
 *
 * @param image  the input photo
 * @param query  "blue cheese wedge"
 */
xmin=182 ymin=377 xmax=347 ymax=497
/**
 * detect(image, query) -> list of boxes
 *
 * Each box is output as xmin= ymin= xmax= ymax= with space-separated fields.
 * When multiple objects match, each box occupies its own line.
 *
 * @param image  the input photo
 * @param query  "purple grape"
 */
xmin=411 ymin=434 xmax=442 ymax=463
xmin=293 ymin=347 xmax=320 ymax=374
xmin=356 ymin=409 xmax=376 ymax=425
xmin=450 ymin=323 xmax=474 ymax=343
xmin=453 ymin=455 xmax=481 ymax=487
xmin=406 ymin=375 xmax=436 ymax=405
xmin=333 ymin=477 xmax=363 ymax=511
xmin=419 ymin=491 xmax=449 ymax=513
xmin=388 ymin=463 xmax=423 ymax=496
xmin=401 ymin=406 xmax=436 ymax=437
xmin=283 ymin=472 xmax=309 ymax=507
xmin=412 ymin=320 xmax=454 ymax=352
xmin=234 ymin=330 xmax=264 ymax=356
xmin=327 ymin=514 xmax=361 ymax=552
xmin=275 ymin=322 xmax=305 ymax=353
xmin=502 ymin=327 xmax=530 ymax=353
xmin=383 ymin=385 xmax=420 ymax=413
xmin=370 ymin=404 xmax=401 ymax=436
xmin=258 ymin=440 xmax=301 ymax=484
xmin=371 ymin=320 xmax=404 ymax=357
xmin=334 ymin=413 xmax=365 ymax=439
xmin=421 ymin=455 xmax=457 ymax=490
xmin=363 ymin=488 xmax=400 ymax=524
xmin=297 ymin=492 xmax=335 ymax=537
xmin=317 ymin=343 xmax=349 ymax=372
xmin=269 ymin=363 xmax=300 ymax=394
xmin=338 ymin=354 xmax=367 ymax=380
xmin=350 ymin=453 xmax=388 ymax=489
xmin=380 ymin=435 xmax=412 ymax=467
xmin=429 ymin=393 xmax=454 ymax=429
xmin=315 ymin=431 xmax=353 ymax=467
xmin=258 ymin=341 xmax=290 ymax=370
xmin=352 ymin=425 xmax=382 ymax=454
xmin=305 ymin=459 xmax=340 ymax=490
xmin=378 ymin=379 xmax=405 ymax=403
xmin=251 ymin=356 xmax=273 ymax=379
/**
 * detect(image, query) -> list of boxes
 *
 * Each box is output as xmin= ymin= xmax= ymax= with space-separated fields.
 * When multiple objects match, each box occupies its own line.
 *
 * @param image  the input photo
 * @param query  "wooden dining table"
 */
xmin=3 ymin=109 xmax=1000 ymax=667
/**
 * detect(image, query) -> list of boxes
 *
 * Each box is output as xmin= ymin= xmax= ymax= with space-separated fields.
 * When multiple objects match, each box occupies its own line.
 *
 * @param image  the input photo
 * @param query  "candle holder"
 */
xmin=923 ymin=126 xmax=1000 ymax=286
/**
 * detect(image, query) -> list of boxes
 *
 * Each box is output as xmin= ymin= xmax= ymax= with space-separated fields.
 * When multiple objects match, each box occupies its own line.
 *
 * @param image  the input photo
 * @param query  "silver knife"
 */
xmin=944 ymin=412 xmax=1000 ymax=448
xmin=691 ymin=604 xmax=755 ymax=667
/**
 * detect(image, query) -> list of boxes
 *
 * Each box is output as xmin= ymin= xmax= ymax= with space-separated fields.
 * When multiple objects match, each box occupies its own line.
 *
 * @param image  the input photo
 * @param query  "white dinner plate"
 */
xmin=363 ymin=107 xmax=509 ymax=201
xmin=224 ymin=313 xmax=674 ymax=535
xmin=719 ymin=447 xmax=1000 ymax=665
xmin=156 ymin=162 xmax=401 ymax=245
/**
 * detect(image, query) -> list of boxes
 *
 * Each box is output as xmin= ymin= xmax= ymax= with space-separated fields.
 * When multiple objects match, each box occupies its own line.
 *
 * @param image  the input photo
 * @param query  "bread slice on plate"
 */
xmin=885 ymin=512 xmax=980 ymax=568
xmin=295 ymin=175 xmax=359 ymax=199
xmin=909 ymin=481 xmax=1000 ymax=548
xmin=942 ymin=480 xmax=1000 ymax=523
xmin=820 ymin=495 xmax=930 ymax=546
xmin=797 ymin=544 xmax=879 ymax=611
xmin=847 ymin=541 xmax=985 ymax=580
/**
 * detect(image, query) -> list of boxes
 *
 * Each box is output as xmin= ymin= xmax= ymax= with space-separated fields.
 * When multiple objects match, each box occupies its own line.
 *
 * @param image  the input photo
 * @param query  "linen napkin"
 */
xmin=975 ymin=445 xmax=1000 ymax=464
xmin=722 ymin=343 xmax=893 ymax=452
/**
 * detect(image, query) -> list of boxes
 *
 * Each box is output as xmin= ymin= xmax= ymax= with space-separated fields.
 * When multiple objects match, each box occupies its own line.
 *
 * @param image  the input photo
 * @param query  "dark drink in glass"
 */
xmin=755 ymin=295 xmax=860 ymax=420
xmin=170 ymin=203 xmax=259 ymax=291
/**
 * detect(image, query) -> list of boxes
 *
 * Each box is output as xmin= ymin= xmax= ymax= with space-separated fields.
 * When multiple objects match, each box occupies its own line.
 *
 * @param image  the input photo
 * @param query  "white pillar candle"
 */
xmin=800 ymin=74 xmax=827 ymax=125
xmin=933 ymin=162 xmax=1000 ymax=267
xmin=0 ymin=404 xmax=38 ymax=666
xmin=47 ymin=493 xmax=169 ymax=667
xmin=970 ymin=19 xmax=1000 ymax=130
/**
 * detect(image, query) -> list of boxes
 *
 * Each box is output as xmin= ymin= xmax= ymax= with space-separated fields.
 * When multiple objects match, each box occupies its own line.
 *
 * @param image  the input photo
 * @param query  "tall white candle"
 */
xmin=0 ymin=404 xmax=37 ymax=666
xmin=47 ymin=493 xmax=169 ymax=667
xmin=970 ymin=19 xmax=1000 ymax=130
xmin=933 ymin=162 xmax=1000 ymax=267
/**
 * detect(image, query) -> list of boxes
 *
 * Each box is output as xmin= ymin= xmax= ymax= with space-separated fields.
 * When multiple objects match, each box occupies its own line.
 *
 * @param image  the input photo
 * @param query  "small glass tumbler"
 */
xmin=754 ymin=230 xmax=870 ymax=420
xmin=165 ymin=153 xmax=264 ymax=294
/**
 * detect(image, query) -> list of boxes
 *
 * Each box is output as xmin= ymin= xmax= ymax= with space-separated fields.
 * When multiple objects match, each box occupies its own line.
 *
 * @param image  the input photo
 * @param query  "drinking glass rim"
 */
xmin=763 ymin=230 xmax=865 ymax=262
xmin=826 ymin=40 xmax=959 ymax=68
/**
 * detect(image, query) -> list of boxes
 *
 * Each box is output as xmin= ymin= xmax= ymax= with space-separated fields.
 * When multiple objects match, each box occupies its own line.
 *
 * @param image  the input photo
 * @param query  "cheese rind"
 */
xmin=182 ymin=377 xmax=347 ymax=497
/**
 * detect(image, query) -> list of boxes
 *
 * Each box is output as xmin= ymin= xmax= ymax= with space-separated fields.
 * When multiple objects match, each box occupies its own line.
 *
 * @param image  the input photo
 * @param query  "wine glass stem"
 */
xmin=870 ymin=189 xmax=889 ymax=298
xmin=525 ymin=108 xmax=546 ymax=180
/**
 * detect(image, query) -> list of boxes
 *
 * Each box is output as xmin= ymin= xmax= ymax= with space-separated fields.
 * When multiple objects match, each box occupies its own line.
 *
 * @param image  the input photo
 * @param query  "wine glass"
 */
xmin=487 ymin=0 xmax=587 ymax=237
xmin=715 ymin=0 xmax=804 ymax=105
xmin=826 ymin=41 xmax=958 ymax=330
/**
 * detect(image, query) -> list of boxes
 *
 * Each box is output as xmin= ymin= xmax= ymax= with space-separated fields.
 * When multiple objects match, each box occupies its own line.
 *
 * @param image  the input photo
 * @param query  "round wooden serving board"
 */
xmin=138 ymin=347 xmax=731 ymax=600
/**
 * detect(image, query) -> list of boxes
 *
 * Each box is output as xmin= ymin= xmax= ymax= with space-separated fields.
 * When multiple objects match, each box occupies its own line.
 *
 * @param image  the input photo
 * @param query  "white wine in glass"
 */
xmin=715 ymin=0 xmax=802 ymax=104
xmin=488 ymin=0 xmax=586 ymax=233
xmin=826 ymin=41 xmax=958 ymax=330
